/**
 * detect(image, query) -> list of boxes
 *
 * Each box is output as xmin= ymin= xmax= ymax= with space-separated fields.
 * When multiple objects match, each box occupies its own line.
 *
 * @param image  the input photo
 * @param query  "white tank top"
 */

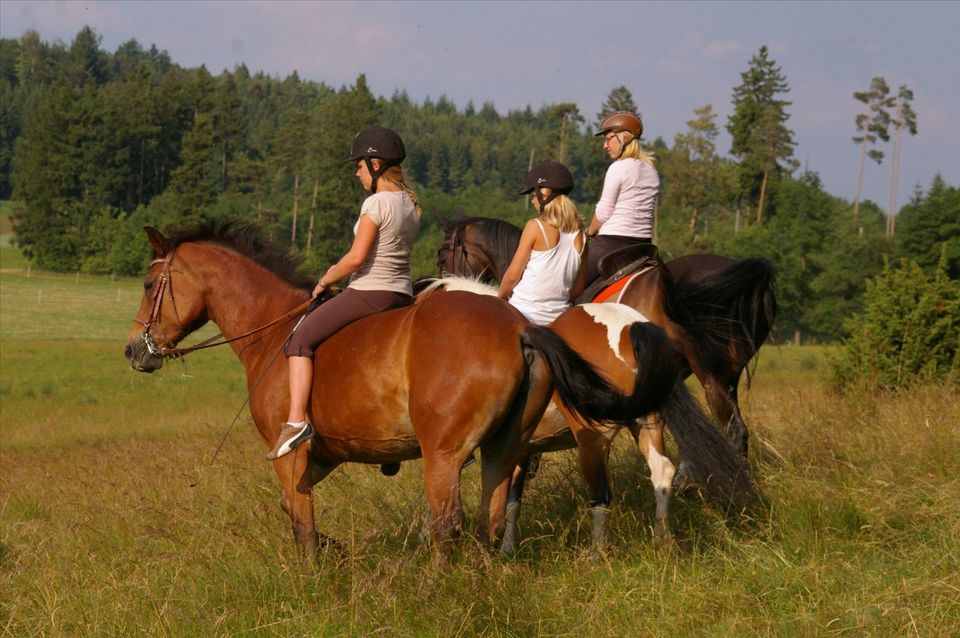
xmin=508 ymin=220 xmax=584 ymax=326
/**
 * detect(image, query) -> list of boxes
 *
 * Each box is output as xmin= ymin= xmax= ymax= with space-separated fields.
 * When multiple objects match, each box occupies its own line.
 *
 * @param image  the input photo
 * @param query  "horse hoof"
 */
xmin=380 ymin=463 xmax=401 ymax=476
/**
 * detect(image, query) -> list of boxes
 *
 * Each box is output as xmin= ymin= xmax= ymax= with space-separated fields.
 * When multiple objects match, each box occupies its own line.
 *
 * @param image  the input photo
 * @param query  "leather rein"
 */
xmin=132 ymin=248 xmax=312 ymax=359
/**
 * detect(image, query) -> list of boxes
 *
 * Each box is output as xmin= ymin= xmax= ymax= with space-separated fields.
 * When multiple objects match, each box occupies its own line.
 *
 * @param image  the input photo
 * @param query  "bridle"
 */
xmin=132 ymin=248 xmax=314 ymax=359
xmin=438 ymin=224 xmax=469 ymax=276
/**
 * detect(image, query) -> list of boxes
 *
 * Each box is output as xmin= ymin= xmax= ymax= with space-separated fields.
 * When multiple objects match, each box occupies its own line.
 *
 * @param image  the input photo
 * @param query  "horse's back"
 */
xmin=308 ymin=290 xmax=537 ymax=462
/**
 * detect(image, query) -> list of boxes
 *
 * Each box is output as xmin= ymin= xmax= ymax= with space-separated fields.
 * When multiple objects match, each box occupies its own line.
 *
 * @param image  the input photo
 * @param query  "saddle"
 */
xmin=575 ymin=243 xmax=660 ymax=305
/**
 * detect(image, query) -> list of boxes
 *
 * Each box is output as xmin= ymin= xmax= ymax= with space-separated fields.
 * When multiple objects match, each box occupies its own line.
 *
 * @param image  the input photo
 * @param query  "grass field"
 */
xmin=1 ymin=263 xmax=958 ymax=636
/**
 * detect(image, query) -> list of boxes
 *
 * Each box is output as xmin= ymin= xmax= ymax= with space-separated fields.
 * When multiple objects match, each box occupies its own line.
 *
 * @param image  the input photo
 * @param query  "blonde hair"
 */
xmin=616 ymin=133 xmax=655 ymax=166
xmin=378 ymin=165 xmax=422 ymax=219
xmin=538 ymin=190 xmax=583 ymax=233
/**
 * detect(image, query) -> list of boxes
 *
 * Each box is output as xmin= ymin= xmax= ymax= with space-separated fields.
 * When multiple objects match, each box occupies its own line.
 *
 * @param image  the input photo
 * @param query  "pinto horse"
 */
xmin=436 ymin=215 xmax=777 ymax=457
xmin=421 ymin=278 xmax=756 ymax=552
xmin=124 ymin=222 xmax=663 ymax=565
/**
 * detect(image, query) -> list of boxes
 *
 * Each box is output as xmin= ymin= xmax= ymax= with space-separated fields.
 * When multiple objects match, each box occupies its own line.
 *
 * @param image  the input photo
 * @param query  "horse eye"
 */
xmin=144 ymin=279 xmax=155 ymax=292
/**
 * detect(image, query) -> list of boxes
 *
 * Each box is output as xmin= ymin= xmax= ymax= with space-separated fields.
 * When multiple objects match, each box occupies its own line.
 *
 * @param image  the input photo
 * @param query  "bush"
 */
xmin=829 ymin=248 xmax=960 ymax=391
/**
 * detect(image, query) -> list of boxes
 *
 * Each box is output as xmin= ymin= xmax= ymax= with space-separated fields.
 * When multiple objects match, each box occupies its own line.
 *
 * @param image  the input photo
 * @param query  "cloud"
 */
xmin=655 ymin=31 xmax=743 ymax=73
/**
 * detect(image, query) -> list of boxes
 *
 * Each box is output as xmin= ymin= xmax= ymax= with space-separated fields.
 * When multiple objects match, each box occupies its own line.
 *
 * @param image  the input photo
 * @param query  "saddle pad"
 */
xmin=592 ymin=271 xmax=643 ymax=303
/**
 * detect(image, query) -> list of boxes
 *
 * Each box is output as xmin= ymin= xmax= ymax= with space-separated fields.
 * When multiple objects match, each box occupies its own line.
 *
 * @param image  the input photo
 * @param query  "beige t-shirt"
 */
xmin=349 ymin=190 xmax=420 ymax=295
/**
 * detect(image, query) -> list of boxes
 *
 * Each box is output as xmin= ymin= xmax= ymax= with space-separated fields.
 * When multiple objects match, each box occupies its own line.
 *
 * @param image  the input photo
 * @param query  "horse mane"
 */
xmin=415 ymin=275 xmax=500 ymax=301
xmin=165 ymin=220 xmax=317 ymax=292
xmin=455 ymin=216 xmax=521 ymax=259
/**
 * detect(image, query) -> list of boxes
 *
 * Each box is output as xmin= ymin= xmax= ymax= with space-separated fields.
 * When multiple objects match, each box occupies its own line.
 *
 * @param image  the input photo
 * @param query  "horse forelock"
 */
xmin=163 ymin=221 xmax=316 ymax=292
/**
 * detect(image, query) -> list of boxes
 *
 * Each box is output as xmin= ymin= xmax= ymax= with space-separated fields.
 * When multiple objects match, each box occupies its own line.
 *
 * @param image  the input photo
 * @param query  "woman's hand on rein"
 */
xmin=312 ymin=281 xmax=327 ymax=298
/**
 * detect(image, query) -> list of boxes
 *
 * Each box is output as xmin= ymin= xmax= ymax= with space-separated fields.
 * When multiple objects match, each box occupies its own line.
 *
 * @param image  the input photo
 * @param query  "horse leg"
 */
xmin=569 ymin=420 xmax=615 ymax=555
xmin=274 ymin=448 xmax=332 ymax=569
xmin=501 ymin=456 xmax=536 ymax=555
xmin=421 ymin=453 xmax=467 ymax=566
xmin=702 ymin=372 xmax=749 ymax=457
xmin=629 ymin=417 xmax=676 ymax=545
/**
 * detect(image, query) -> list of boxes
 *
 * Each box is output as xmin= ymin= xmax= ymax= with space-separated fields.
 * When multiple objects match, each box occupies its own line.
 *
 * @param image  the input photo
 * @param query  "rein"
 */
xmin=133 ymin=249 xmax=315 ymax=359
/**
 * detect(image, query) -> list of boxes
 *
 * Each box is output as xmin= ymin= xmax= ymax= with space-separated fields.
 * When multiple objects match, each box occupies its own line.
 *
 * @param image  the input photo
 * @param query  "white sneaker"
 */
xmin=266 ymin=421 xmax=315 ymax=460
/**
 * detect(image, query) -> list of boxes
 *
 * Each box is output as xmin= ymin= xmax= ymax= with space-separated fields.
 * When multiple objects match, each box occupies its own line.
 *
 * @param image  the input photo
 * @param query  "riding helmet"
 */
xmin=595 ymin=112 xmax=643 ymax=139
xmin=520 ymin=160 xmax=575 ymax=196
xmin=345 ymin=126 xmax=406 ymax=166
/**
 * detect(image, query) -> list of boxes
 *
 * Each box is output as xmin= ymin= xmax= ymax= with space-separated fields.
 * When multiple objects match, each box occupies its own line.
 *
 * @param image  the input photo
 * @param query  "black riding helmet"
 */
xmin=345 ymin=126 xmax=406 ymax=193
xmin=520 ymin=160 xmax=574 ymax=209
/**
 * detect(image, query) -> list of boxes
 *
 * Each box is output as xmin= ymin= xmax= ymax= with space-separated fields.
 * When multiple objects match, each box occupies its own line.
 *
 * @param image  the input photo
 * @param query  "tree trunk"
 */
xmin=853 ymin=137 xmax=867 ymax=219
xmin=735 ymin=207 xmax=741 ymax=235
xmin=756 ymin=168 xmax=769 ymax=224
xmin=290 ymin=171 xmax=300 ymax=245
xmin=307 ymin=175 xmax=320 ymax=251
xmin=888 ymin=123 xmax=903 ymax=238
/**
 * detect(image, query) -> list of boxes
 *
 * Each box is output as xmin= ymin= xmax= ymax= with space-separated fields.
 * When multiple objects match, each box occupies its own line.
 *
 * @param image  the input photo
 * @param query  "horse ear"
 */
xmin=435 ymin=214 xmax=453 ymax=233
xmin=144 ymin=226 xmax=169 ymax=258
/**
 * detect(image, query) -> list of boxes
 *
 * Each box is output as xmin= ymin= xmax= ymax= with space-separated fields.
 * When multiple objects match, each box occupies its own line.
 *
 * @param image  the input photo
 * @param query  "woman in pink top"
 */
xmin=585 ymin=112 xmax=660 ymax=283
xmin=499 ymin=160 xmax=587 ymax=325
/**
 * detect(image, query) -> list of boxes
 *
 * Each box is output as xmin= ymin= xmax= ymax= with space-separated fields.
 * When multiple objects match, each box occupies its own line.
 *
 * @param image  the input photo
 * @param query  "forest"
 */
xmin=1 ymin=27 xmax=957 ymax=343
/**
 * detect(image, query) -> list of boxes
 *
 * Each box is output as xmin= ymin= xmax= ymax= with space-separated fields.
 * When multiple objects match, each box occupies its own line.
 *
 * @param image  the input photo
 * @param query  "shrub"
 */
xmin=829 ymin=248 xmax=959 ymax=391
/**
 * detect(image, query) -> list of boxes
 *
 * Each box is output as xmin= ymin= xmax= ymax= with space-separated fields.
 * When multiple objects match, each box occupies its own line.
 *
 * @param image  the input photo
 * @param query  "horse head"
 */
xmin=435 ymin=215 xmax=498 ymax=282
xmin=124 ymin=227 xmax=209 ymax=372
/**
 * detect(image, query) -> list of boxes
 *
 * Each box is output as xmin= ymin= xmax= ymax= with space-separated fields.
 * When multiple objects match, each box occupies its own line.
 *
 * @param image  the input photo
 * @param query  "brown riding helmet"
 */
xmin=595 ymin=112 xmax=643 ymax=139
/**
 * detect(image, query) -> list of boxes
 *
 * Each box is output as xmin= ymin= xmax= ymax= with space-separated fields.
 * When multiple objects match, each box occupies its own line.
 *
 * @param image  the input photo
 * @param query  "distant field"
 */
xmin=1 ymin=263 xmax=957 ymax=636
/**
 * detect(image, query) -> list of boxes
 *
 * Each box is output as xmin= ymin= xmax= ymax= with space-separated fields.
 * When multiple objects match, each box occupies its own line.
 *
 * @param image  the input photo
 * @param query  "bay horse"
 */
xmin=123 ymin=222 xmax=662 ymax=566
xmin=436 ymin=215 xmax=777 ymax=457
xmin=421 ymin=278 xmax=756 ymax=552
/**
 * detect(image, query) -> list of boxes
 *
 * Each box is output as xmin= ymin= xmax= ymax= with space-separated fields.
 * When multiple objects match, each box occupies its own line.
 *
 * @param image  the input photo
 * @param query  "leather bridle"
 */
xmin=132 ymin=249 xmax=313 ymax=359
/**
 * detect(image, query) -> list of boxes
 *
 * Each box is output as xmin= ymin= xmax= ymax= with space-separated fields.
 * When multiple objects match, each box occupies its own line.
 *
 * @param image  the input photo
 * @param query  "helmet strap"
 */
xmin=616 ymin=133 xmax=632 ymax=160
xmin=535 ymin=189 xmax=559 ymax=210
xmin=364 ymin=157 xmax=387 ymax=193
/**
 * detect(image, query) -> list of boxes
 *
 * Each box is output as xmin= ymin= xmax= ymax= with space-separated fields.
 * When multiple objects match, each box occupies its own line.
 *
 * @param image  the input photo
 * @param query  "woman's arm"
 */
xmin=313 ymin=214 xmax=379 ymax=296
xmin=498 ymin=220 xmax=539 ymax=300
xmin=570 ymin=234 xmax=588 ymax=301
xmin=589 ymin=163 xmax=622 ymax=236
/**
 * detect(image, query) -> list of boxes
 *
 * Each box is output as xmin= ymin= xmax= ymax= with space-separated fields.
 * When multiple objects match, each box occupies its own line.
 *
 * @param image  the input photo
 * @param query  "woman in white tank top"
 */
xmin=499 ymin=160 xmax=587 ymax=326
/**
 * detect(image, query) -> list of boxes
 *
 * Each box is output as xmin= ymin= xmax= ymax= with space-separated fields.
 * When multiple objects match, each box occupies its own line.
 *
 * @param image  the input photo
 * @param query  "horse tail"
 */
xmin=615 ymin=319 xmax=757 ymax=512
xmin=659 ymin=379 xmax=758 ymax=513
xmin=666 ymin=258 xmax=777 ymax=382
xmin=520 ymin=326 xmax=637 ymax=426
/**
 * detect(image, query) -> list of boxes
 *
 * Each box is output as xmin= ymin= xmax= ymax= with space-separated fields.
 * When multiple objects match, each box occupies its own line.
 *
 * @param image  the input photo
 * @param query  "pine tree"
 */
xmin=887 ymin=84 xmax=918 ymax=237
xmin=672 ymin=104 xmax=719 ymax=235
xmin=851 ymin=76 xmax=894 ymax=219
xmin=596 ymin=86 xmax=638 ymax=129
xmin=727 ymin=45 xmax=796 ymax=223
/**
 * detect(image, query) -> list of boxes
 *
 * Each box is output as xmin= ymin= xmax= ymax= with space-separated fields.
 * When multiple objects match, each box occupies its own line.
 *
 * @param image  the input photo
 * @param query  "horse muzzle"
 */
xmin=124 ymin=335 xmax=165 ymax=372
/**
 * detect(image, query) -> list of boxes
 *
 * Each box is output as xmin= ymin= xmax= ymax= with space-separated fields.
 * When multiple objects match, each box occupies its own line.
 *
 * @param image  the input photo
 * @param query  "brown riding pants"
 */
xmin=585 ymin=235 xmax=652 ymax=284
xmin=284 ymin=287 xmax=412 ymax=359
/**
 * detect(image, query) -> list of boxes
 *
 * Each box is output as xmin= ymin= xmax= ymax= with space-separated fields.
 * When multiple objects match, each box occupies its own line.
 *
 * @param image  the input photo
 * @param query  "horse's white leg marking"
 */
xmin=581 ymin=303 xmax=650 ymax=367
xmin=645 ymin=438 xmax=675 ymax=539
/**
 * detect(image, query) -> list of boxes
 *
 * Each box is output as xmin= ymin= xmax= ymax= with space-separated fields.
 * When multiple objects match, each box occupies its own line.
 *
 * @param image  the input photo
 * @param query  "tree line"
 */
xmin=0 ymin=28 xmax=956 ymax=343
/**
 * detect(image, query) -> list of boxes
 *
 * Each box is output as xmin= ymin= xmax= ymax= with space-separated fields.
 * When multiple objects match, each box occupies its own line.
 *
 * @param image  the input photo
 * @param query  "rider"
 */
xmin=584 ymin=112 xmax=660 ymax=284
xmin=498 ymin=160 xmax=587 ymax=326
xmin=268 ymin=126 xmax=421 ymax=460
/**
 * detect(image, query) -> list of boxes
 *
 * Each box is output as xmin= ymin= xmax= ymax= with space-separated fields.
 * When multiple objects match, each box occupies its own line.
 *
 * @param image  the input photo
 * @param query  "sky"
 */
xmin=2 ymin=0 xmax=958 ymax=211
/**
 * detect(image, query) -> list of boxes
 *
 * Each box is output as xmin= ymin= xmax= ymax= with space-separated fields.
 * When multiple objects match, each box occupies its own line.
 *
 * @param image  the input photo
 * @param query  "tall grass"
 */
xmin=1 ymin=268 xmax=958 ymax=636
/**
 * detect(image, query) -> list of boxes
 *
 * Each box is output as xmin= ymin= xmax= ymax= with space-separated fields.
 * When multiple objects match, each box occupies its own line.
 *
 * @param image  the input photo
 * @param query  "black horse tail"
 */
xmin=666 ymin=258 xmax=777 ymax=383
xmin=659 ymin=379 xmax=757 ymax=513
xmin=521 ymin=325 xmax=639 ymax=426
xmin=621 ymin=321 xmax=756 ymax=512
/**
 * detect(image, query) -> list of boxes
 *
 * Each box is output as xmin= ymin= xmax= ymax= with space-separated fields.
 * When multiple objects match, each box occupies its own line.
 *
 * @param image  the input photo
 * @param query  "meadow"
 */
xmin=1 ymin=240 xmax=958 ymax=637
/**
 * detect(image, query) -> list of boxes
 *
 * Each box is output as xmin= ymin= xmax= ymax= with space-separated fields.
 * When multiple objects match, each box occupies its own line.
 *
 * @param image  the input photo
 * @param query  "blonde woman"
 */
xmin=585 ymin=112 xmax=659 ymax=283
xmin=269 ymin=126 xmax=421 ymax=459
xmin=499 ymin=160 xmax=587 ymax=326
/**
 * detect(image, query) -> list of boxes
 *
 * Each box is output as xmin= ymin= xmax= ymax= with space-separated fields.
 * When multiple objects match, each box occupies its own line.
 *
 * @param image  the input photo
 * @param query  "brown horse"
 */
xmin=436 ymin=215 xmax=777 ymax=457
xmin=124 ymin=222 xmax=660 ymax=566
xmin=421 ymin=278 xmax=756 ymax=552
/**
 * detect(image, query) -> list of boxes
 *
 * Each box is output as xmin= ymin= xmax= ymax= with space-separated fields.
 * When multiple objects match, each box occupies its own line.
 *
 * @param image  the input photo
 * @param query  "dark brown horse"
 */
xmin=124 ymin=222 xmax=662 ymax=566
xmin=421 ymin=278 xmax=756 ymax=552
xmin=436 ymin=215 xmax=777 ymax=457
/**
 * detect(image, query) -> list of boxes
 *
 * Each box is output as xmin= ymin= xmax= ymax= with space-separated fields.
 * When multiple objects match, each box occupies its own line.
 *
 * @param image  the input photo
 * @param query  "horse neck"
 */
xmin=471 ymin=223 xmax=516 ymax=282
xmin=183 ymin=243 xmax=308 ymax=354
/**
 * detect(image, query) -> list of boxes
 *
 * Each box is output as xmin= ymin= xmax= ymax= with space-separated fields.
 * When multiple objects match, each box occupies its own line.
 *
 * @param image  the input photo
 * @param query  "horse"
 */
xmin=123 ymin=222 xmax=670 ymax=567
xmin=420 ymin=277 xmax=756 ymax=552
xmin=436 ymin=215 xmax=777 ymax=458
